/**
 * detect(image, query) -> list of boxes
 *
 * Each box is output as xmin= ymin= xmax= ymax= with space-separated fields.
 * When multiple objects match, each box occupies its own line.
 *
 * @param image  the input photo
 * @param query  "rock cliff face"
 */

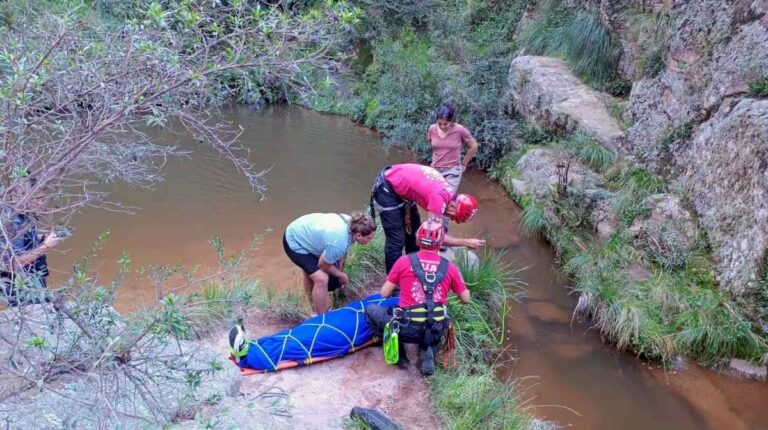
xmin=624 ymin=0 xmax=768 ymax=293
xmin=508 ymin=0 xmax=768 ymax=295
xmin=672 ymin=99 xmax=768 ymax=293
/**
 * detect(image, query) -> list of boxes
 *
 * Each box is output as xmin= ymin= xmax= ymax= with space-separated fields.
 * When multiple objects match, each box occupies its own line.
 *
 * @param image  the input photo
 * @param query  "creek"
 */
xmin=51 ymin=105 xmax=768 ymax=429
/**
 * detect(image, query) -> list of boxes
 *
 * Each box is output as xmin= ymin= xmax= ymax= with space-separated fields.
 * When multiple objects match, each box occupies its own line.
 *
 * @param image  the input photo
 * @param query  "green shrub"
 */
xmin=557 ymin=131 xmax=615 ymax=172
xmin=748 ymin=76 xmax=768 ymax=98
xmin=603 ymin=79 xmax=632 ymax=98
xmin=520 ymin=197 xmax=550 ymax=237
xmin=354 ymin=29 xmax=447 ymax=149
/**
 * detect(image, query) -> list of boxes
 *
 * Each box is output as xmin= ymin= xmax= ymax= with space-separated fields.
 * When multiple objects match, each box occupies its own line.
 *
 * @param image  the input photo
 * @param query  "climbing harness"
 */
xmin=369 ymin=167 xmax=415 ymax=231
xmin=383 ymin=254 xmax=451 ymax=368
xmin=408 ymin=253 xmax=450 ymax=348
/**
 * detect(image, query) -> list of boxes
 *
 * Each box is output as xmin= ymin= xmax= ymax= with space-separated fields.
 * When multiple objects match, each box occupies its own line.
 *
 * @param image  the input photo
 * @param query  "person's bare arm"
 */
xmin=462 ymin=137 xmax=479 ymax=170
xmin=443 ymin=234 xmax=485 ymax=249
xmin=13 ymin=233 xmax=64 ymax=267
xmin=380 ymin=280 xmax=397 ymax=298
xmin=318 ymin=254 xmax=349 ymax=284
xmin=457 ymin=289 xmax=471 ymax=304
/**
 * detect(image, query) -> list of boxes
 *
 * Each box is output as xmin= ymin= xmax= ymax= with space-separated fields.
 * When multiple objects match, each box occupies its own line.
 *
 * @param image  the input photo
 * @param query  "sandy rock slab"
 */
xmin=181 ymin=313 xmax=441 ymax=429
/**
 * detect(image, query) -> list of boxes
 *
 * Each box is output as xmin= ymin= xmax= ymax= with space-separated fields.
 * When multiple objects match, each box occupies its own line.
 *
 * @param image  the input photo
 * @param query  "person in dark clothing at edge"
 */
xmin=369 ymin=163 xmax=484 ymax=274
xmin=0 ymin=178 xmax=65 ymax=306
xmin=365 ymin=219 xmax=471 ymax=375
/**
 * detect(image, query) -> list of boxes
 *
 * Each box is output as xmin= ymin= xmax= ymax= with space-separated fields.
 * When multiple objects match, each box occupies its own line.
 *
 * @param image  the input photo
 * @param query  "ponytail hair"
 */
xmin=349 ymin=211 xmax=376 ymax=236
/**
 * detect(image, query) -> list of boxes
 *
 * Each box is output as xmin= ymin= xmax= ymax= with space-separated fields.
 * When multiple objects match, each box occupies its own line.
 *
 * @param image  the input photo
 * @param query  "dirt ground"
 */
xmin=197 ymin=310 xmax=443 ymax=430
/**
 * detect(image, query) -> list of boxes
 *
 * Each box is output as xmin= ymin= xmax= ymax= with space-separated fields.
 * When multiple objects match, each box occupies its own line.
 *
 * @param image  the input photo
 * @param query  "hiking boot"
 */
xmin=228 ymin=322 xmax=249 ymax=364
xmin=421 ymin=347 xmax=435 ymax=376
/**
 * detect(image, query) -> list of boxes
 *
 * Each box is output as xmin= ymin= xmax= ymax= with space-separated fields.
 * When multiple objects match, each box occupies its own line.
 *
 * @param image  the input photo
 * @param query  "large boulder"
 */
xmin=671 ymin=98 xmax=768 ymax=293
xmin=507 ymin=56 xmax=625 ymax=151
xmin=514 ymin=148 xmax=602 ymax=199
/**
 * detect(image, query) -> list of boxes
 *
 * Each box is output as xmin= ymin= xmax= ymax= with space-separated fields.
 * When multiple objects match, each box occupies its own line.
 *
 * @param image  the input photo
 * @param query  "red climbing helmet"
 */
xmin=452 ymin=194 xmax=478 ymax=224
xmin=416 ymin=218 xmax=445 ymax=251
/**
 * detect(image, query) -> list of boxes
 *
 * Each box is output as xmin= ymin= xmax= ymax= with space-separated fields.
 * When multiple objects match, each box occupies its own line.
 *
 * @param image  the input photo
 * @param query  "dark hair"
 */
xmin=349 ymin=211 xmax=376 ymax=236
xmin=435 ymin=103 xmax=456 ymax=122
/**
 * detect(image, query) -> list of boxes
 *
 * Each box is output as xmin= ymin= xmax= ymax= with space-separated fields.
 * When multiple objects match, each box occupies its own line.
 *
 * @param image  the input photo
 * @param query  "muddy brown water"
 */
xmin=50 ymin=105 xmax=768 ymax=429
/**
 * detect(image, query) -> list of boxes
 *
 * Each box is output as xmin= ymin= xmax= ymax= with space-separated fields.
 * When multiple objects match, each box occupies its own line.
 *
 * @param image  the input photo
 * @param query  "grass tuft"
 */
xmin=520 ymin=0 xmax=619 ymax=85
xmin=748 ymin=76 xmax=768 ymax=98
xmin=557 ymin=131 xmax=615 ymax=172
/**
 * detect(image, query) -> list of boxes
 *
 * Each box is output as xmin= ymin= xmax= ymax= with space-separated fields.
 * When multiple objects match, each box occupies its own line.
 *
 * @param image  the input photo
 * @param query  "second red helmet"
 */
xmin=416 ymin=218 xmax=445 ymax=251
xmin=452 ymin=194 xmax=478 ymax=224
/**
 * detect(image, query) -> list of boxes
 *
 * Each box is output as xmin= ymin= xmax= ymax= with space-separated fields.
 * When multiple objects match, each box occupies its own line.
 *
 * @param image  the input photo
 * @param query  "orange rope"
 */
xmin=442 ymin=323 xmax=457 ymax=369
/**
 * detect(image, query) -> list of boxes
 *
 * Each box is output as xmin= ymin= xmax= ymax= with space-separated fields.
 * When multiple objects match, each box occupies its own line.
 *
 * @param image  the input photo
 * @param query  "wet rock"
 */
xmin=528 ymin=418 xmax=560 ymax=430
xmin=671 ymin=355 xmax=690 ymax=372
xmin=527 ymin=301 xmax=571 ymax=324
xmin=729 ymin=358 xmax=768 ymax=381
xmin=511 ymin=178 xmax=529 ymax=197
xmin=439 ymin=247 xmax=479 ymax=270
xmin=672 ymin=99 xmax=768 ymax=293
xmin=507 ymin=56 xmax=625 ymax=151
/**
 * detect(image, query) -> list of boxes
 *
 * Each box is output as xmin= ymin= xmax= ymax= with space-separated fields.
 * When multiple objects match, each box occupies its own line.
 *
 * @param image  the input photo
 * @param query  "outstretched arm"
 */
xmin=443 ymin=233 xmax=485 ymax=250
xmin=13 ymin=233 xmax=64 ymax=267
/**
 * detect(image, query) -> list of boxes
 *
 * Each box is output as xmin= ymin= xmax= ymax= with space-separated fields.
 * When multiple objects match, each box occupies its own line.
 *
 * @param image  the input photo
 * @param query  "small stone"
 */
xmin=729 ymin=358 xmax=767 ymax=381
xmin=511 ymin=178 xmax=528 ymax=196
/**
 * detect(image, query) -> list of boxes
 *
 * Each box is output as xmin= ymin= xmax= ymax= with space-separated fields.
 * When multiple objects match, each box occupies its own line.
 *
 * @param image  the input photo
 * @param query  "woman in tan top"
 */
xmin=427 ymin=103 xmax=479 ymax=194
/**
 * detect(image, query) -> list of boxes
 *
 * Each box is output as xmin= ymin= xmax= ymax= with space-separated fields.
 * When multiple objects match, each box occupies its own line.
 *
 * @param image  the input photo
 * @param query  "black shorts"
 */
xmin=282 ymin=234 xmax=341 ymax=292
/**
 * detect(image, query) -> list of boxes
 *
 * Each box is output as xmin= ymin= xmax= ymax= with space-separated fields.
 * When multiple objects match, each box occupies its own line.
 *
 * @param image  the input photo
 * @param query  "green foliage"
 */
xmin=611 ymin=167 xmax=664 ymax=225
xmin=520 ymin=0 xmax=619 ymax=85
xmin=336 ymin=228 xmax=386 ymax=304
xmin=748 ymin=76 xmax=768 ymax=98
xmin=604 ymin=79 xmax=632 ymax=98
xmin=348 ymin=0 xmax=529 ymax=168
xmin=674 ymin=288 xmax=766 ymax=363
xmin=563 ymin=229 xmax=768 ymax=363
xmin=658 ymin=120 xmax=697 ymax=152
xmin=431 ymin=250 xmax=531 ymax=429
xmin=352 ymin=29 xmax=447 ymax=151
xmin=624 ymin=6 xmax=673 ymax=79
xmin=487 ymin=145 xmax=534 ymax=191
xmin=556 ymin=131 xmax=615 ymax=172
xmin=520 ymin=197 xmax=549 ymax=237
xmin=643 ymin=48 xmax=667 ymax=78
xmin=607 ymin=102 xmax=632 ymax=130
